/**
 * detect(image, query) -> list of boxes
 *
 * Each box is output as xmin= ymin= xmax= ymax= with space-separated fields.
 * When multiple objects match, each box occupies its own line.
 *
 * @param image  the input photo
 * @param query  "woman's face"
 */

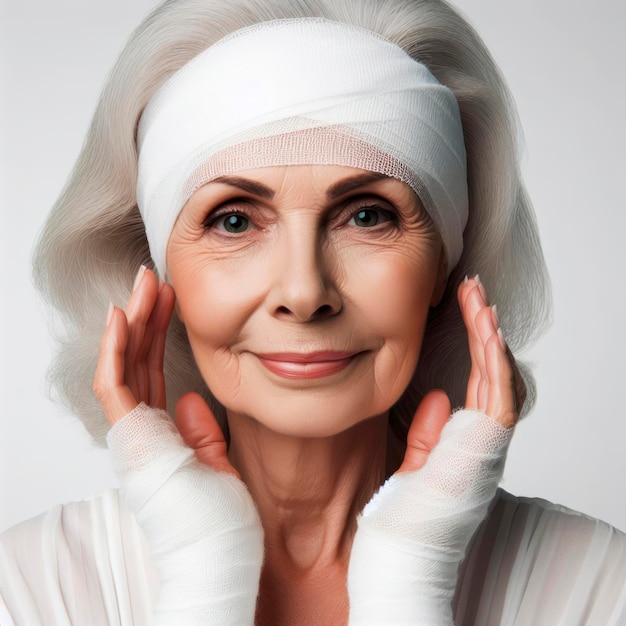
xmin=167 ymin=164 xmax=445 ymax=437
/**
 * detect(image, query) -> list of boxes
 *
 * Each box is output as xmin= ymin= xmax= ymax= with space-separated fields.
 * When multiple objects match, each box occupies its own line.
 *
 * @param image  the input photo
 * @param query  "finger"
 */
xmin=93 ymin=306 xmax=140 ymax=424
xmin=397 ymin=389 xmax=451 ymax=473
xmin=126 ymin=267 xmax=159 ymax=401
xmin=473 ymin=305 xmax=499 ymax=411
xmin=505 ymin=341 xmax=528 ymax=416
xmin=458 ymin=278 xmax=489 ymax=408
xmin=175 ymin=393 xmax=240 ymax=478
xmin=146 ymin=282 xmax=176 ymax=409
xmin=485 ymin=332 xmax=517 ymax=427
xmin=459 ymin=281 xmax=487 ymax=383
xmin=478 ymin=303 xmax=521 ymax=427
xmin=125 ymin=266 xmax=160 ymax=402
xmin=458 ymin=277 xmax=520 ymax=427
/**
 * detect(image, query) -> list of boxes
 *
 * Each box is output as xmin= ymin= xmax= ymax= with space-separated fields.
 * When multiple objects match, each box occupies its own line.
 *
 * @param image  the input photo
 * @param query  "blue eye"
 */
xmin=218 ymin=214 xmax=250 ymax=233
xmin=349 ymin=208 xmax=393 ymax=228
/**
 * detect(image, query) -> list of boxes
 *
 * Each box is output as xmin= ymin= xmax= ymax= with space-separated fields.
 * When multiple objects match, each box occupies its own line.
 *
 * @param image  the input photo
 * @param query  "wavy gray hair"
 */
xmin=33 ymin=0 xmax=551 ymax=445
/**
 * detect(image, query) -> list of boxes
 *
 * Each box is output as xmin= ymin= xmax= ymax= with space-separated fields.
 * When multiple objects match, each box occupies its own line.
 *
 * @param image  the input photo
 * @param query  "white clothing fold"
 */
xmin=1 ymin=488 xmax=624 ymax=625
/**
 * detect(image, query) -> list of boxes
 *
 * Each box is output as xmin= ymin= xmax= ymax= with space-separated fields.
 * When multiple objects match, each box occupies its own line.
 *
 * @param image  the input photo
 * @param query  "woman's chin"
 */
xmin=201 ymin=349 xmax=413 ymax=439
xmin=224 ymin=397 xmax=390 ymax=440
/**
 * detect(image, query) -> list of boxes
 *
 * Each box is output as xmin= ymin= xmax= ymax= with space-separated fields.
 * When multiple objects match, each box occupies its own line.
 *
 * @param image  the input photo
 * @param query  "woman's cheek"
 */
xmin=180 ymin=267 xmax=264 ymax=341
xmin=177 ymin=262 xmax=265 ymax=402
xmin=342 ymin=247 xmax=436 ymax=334
xmin=344 ymin=247 xmax=436 ymax=398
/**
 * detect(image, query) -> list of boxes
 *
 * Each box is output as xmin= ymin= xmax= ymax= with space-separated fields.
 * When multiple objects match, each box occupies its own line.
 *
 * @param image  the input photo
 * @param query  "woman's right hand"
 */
xmin=93 ymin=265 xmax=238 ymax=476
xmin=93 ymin=265 xmax=174 ymax=425
xmin=94 ymin=266 xmax=263 ymax=625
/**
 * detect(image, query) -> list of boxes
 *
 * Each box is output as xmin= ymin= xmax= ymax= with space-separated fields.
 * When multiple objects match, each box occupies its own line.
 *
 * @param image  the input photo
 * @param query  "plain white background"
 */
xmin=1 ymin=0 xmax=625 ymax=533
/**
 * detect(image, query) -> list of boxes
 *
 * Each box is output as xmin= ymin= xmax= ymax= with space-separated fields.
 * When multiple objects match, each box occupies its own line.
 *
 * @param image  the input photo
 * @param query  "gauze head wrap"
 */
xmin=137 ymin=18 xmax=468 ymax=278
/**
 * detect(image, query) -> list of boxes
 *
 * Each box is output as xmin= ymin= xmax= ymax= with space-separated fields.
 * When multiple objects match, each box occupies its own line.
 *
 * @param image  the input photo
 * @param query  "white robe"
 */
xmin=0 ymin=489 xmax=624 ymax=625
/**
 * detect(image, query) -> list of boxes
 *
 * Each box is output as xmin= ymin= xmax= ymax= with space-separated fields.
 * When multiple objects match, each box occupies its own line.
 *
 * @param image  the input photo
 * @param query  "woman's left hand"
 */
xmin=399 ymin=275 xmax=521 ymax=475
xmin=348 ymin=276 xmax=521 ymax=625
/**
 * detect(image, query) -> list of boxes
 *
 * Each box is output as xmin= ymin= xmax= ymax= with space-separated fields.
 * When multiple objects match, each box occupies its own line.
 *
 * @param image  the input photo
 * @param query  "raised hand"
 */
xmin=398 ymin=275 xmax=519 ymax=474
xmin=458 ymin=275 xmax=519 ymax=427
xmin=94 ymin=265 xmax=240 ymax=475
xmin=93 ymin=265 xmax=175 ymax=424
xmin=348 ymin=276 xmax=518 ymax=625
xmin=94 ymin=266 xmax=263 ymax=625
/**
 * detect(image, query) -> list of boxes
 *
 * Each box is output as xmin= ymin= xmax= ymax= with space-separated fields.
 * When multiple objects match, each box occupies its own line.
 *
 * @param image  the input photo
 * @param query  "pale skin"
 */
xmin=94 ymin=164 xmax=518 ymax=625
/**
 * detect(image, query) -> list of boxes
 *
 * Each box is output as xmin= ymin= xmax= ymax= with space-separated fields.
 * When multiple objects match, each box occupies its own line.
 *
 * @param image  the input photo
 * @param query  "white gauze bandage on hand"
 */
xmin=348 ymin=409 xmax=513 ymax=625
xmin=106 ymin=402 xmax=264 ymax=626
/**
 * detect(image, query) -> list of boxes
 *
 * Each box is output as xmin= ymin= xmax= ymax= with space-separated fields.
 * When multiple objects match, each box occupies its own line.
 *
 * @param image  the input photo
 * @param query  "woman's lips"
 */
xmin=255 ymin=351 xmax=361 ymax=379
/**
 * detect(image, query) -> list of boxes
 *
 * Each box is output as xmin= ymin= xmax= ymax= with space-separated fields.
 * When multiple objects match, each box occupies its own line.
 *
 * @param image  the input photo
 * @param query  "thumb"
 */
xmin=397 ymin=389 xmax=451 ymax=473
xmin=175 ymin=392 xmax=239 ymax=478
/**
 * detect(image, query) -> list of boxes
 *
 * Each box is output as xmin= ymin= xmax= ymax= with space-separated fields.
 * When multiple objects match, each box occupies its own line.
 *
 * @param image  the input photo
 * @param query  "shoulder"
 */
xmin=0 ymin=490 xmax=157 ymax=626
xmin=455 ymin=489 xmax=626 ymax=625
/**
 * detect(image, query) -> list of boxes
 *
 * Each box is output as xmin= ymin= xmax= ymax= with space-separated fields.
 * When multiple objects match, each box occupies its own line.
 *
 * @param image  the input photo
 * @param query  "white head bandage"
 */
xmin=137 ymin=18 xmax=468 ymax=278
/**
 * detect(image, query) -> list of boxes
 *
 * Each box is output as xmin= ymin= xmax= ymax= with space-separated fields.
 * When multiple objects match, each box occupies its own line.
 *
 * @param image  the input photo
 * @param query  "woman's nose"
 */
xmin=266 ymin=227 xmax=342 ymax=322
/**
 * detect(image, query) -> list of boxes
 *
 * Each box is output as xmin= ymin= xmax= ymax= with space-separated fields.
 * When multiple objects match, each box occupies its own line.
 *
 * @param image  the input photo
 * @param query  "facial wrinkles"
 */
xmin=167 ymin=207 xmax=259 ymax=403
xmin=337 ymin=201 xmax=440 ymax=401
xmin=369 ymin=261 xmax=433 ymax=400
xmin=167 ymin=164 xmax=443 ymax=436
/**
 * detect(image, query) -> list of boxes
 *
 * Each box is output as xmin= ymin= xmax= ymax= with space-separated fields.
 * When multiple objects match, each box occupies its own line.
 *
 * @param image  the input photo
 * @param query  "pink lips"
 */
xmin=255 ymin=351 xmax=359 ymax=379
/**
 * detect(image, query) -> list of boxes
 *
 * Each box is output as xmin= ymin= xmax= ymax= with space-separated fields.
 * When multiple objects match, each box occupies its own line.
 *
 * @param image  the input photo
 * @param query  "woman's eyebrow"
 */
xmin=210 ymin=171 xmax=388 ymax=200
xmin=211 ymin=175 xmax=275 ymax=198
xmin=326 ymin=172 xmax=388 ymax=199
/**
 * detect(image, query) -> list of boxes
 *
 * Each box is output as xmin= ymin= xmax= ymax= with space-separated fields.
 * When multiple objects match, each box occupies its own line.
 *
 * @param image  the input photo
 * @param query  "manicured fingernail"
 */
xmin=463 ymin=275 xmax=469 ymax=284
xmin=133 ymin=264 xmax=147 ymax=290
xmin=497 ymin=327 xmax=507 ymax=350
xmin=106 ymin=302 xmax=114 ymax=325
xmin=491 ymin=304 xmax=499 ymax=326
xmin=474 ymin=274 xmax=488 ymax=302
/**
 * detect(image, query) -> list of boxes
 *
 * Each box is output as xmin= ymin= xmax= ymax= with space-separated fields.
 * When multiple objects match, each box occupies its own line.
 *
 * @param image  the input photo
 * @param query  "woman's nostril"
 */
xmin=274 ymin=302 xmax=338 ymax=321
xmin=315 ymin=304 xmax=335 ymax=319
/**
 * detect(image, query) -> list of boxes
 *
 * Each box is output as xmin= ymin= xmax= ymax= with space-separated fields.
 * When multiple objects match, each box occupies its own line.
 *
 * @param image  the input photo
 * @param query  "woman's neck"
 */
xmin=227 ymin=411 xmax=390 ymax=625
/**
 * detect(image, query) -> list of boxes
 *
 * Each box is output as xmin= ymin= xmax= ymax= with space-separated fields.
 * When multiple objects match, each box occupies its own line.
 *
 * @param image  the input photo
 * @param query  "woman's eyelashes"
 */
xmin=200 ymin=196 xmax=401 ymax=236
xmin=202 ymin=201 xmax=258 ymax=234
xmin=346 ymin=204 xmax=396 ymax=228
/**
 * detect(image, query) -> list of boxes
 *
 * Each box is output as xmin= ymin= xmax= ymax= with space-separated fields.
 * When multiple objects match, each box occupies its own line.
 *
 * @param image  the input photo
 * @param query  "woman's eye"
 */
xmin=213 ymin=213 xmax=250 ymax=233
xmin=349 ymin=207 xmax=394 ymax=228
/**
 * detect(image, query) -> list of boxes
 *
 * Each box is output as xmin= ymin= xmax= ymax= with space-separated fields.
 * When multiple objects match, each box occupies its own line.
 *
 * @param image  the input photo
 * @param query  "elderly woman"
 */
xmin=1 ymin=1 xmax=625 ymax=625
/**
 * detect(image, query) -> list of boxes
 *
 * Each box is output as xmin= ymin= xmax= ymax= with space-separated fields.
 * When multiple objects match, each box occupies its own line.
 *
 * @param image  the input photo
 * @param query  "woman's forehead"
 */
xmin=137 ymin=19 xmax=467 ymax=278
xmin=190 ymin=164 xmax=420 ymax=206
xmin=209 ymin=164 xmax=392 ymax=189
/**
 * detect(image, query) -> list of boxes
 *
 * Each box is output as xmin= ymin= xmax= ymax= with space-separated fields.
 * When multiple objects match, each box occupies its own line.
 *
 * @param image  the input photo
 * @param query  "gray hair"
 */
xmin=33 ymin=0 xmax=551 ymax=445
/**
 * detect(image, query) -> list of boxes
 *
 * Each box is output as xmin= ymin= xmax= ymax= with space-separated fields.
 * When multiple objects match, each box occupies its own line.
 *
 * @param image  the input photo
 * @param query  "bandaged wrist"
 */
xmin=106 ymin=403 xmax=263 ymax=626
xmin=348 ymin=409 xmax=513 ymax=625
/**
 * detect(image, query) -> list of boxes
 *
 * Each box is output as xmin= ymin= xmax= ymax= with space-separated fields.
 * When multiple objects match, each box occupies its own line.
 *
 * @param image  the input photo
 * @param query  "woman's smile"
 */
xmin=167 ymin=163 xmax=445 ymax=437
xmin=253 ymin=350 xmax=366 ymax=380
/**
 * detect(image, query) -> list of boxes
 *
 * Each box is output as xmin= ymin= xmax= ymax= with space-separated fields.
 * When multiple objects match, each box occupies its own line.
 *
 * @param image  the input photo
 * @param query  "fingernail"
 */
xmin=133 ymin=264 xmax=147 ymax=290
xmin=491 ymin=304 xmax=499 ymax=326
xmin=106 ymin=302 xmax=114 ymax=325
xmin=497 ymin=327 xmax=507 ymax=350
xmin=463 ymin=275 xmax=468 ymax=284
xmin=474 ymin=274 xmax=488 ymax=302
